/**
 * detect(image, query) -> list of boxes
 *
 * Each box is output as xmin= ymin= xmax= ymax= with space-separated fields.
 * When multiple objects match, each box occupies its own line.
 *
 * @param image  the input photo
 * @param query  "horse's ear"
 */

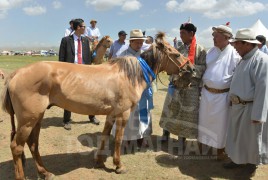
xmin=155 ymin=38 xmax=164 ymax=50
xmin=155 ymin=31 xmax=165 ymax=50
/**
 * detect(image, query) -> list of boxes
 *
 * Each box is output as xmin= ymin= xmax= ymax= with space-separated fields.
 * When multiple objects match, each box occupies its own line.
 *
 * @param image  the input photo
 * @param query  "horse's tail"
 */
xmin=1 ymin=75 xmax=16 ymax=141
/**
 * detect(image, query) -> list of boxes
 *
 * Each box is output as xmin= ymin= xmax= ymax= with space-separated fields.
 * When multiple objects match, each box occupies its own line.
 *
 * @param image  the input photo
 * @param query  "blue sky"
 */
xmin=0 ymin=0 xmax=268 ymax=50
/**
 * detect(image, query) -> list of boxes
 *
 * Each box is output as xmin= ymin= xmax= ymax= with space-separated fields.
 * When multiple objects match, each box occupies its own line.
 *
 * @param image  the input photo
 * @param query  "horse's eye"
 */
xmin=176 ymin=54 xmax=180 ymax=58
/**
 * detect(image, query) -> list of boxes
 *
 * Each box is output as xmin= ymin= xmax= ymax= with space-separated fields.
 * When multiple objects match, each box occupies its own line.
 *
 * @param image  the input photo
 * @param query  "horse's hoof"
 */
xmin=95 ymin=161 xmax=105 ymax=169
xmin=115 ymin=166 xmax=127 ymax=174
xmin=46 ymin=173 xmax=55 ymax=180
xmin=37 ymin=173 xmax=55 ymax=180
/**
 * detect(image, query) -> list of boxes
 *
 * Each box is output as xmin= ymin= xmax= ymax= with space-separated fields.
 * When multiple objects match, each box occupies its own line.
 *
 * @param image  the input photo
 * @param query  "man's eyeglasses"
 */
xmin=79 ymin=25 xmax=86 ymax=28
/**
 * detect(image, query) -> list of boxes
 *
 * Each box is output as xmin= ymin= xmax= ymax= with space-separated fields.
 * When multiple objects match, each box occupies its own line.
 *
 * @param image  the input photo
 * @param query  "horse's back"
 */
xmin=6 ymin=60 xmax=143 ymax=116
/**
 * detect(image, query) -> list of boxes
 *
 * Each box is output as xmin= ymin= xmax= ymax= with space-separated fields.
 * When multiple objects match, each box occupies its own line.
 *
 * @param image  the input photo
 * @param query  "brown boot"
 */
xmin=216 ymin=148 xmax=227 ymax=161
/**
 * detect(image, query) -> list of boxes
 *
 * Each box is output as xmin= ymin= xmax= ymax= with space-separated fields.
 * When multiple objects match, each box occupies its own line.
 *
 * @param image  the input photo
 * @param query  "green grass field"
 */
xmin=0 ymin=55 xmax=58 ymax=72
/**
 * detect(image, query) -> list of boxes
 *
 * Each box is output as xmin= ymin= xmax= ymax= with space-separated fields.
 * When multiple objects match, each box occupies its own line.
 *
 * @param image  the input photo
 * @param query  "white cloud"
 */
xmin=23 ymin=6 xmax=46 ymax=16
xmin=85 ymin=0 xmax=124 ymax=11
xmin=52 ymin=1 xmax=62 ymax=9
xmin=0 ymin=10 xmax=8 ymax=19
xmin=166 ymin=0 xmax=216 ymax=13
xmin=85 ymin=0 xmax=142 ymax=11
xmin=0 ymin=0 xmax=30 ymax=18
xmin=166 ymin=0 xmax=268 ymax=19
xmin=122 ymin=0 xmax=141 ymax=11
xmin=0 ymin=0 xmax=27 ymax=9
xmin=0 ymin=0 xmax=10 ymax=9
xmin=197 ymin=27 xmax=214 ymax=49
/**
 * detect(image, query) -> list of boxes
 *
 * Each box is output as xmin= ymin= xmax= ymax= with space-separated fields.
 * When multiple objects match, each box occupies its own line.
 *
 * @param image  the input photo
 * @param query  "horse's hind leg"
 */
xmin=113 ymin=110 xmax=130 ymax=174
xmin=95 ymin=115 xmax=115 ymax=168
xmin=27 ymin=119 xmax=55 ymax=180
xmin=11 ymin=121 xmax=36 ymax=180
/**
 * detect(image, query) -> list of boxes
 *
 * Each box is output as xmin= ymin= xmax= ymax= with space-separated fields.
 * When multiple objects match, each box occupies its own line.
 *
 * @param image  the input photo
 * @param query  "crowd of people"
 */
xmin=1 ymin=17 xmax=268 ymax=178
xmin=162 ymin=22 xmax=268 ymax=178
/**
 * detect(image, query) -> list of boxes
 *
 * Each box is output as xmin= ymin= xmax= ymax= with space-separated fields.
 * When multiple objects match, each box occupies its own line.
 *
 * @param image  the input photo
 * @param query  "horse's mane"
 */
xmin=109 ymin=57 xmax=144 ymax=86
xmin=108 ymin=32 xmax=172 ymax=87
xmin=95 ymin=36 xmax=109 ymax=51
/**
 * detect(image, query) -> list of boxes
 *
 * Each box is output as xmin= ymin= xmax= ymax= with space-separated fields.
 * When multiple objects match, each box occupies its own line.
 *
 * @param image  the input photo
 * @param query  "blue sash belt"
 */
xmin=137 ymin=57 xmax=156 ymax=124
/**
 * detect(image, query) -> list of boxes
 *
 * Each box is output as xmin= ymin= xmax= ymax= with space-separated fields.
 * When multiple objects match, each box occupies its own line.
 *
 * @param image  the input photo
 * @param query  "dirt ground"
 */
xmin=0 ymin=73 xmax=268 ymax=180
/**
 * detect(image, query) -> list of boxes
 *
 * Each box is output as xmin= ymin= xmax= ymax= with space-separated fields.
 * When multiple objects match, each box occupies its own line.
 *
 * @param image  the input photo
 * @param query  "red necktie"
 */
xmin=77 ymin=38 xmax=82 ymax=64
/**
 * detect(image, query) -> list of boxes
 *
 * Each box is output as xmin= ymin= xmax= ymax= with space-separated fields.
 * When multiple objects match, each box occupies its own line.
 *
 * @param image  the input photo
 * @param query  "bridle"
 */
xmin=147 ymin=43 xmax=193 ymax=87
xmin=152 ymin=44 xmax=189 ymax=76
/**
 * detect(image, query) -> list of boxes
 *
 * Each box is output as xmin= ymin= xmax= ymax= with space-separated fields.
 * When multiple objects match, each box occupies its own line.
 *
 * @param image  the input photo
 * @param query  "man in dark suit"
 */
xmin=59 ymin=18 xmax=100 ymax=130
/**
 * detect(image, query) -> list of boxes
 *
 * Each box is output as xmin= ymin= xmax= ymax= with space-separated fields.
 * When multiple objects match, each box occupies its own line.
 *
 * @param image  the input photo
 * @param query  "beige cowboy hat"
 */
xmin=212 ymin=22 xmax=233 ymax=38
xmin=129 ymin=29 xmax=147 ymax=40
xmin=90 ymin=19 xmax=97 ymax=24
xmin=230 ymin=28 xmax=261 ymax=44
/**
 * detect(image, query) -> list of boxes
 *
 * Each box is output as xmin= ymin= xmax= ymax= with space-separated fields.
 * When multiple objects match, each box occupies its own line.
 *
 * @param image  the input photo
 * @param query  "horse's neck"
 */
xmin=94 ymin=46 xmax=107 ymax=64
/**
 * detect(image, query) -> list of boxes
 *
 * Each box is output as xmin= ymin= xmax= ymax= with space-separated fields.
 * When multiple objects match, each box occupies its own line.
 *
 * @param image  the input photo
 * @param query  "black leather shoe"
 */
xmin=244 ymin=164 xmax=257 ymax=177
xmin=223 ymin=161 xmax=243 ymax=169
xmin=89 ymin=117 xmax=100 ymax=125
xmin=161 ymin=134 xmax=169 ymax=143
xmin=161 ymin=130 xmax=170 ymax=143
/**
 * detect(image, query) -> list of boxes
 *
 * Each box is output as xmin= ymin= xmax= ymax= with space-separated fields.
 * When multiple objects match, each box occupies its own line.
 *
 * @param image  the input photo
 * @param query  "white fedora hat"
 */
xmin=129 ymin=29 xmax=147 ymax=40
xmin=231 ymin=28 xmax=261 ymax=44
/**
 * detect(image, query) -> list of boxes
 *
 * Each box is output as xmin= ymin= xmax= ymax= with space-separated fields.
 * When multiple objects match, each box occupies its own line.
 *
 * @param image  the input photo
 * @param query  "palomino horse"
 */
xmin=92 ymin=36 xmax=113 ymax=64
xmin=2 ymin=32 xmax=195 ymax=180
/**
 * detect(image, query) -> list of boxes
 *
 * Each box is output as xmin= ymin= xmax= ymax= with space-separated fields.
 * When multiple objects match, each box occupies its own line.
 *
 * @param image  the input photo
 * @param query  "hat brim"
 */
xmin=230 ymin=39 xmax=261 ymax=44
xmin=129 ymin=37 xmax=147 ymax=40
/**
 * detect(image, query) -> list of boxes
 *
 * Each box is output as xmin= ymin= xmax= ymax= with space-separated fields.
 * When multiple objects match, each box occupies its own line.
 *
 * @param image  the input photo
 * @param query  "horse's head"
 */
xmin=95 ymin=36 xmax=113 ymax=51
xmin=141 ymin=32 xmax=195 ymax=78
xmin=102 ymin=36 xmax=113 ymax=48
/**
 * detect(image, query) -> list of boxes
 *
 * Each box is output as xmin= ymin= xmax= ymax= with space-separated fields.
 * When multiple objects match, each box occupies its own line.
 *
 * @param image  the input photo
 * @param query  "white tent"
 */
xmin=250 ymin=19 xmax=268 ymax=39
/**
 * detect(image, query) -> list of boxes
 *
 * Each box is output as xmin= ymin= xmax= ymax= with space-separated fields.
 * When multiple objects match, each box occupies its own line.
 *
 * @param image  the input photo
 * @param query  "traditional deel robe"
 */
xmin=226 ymin=47 xmax=268 ymax=165
xmin=111 ymin=46 xmax=154 ymax=140
xmin=198 ymin=44 xmax=240 ymax=149
xmin=159 ymin=43 xmax=206 ymax=138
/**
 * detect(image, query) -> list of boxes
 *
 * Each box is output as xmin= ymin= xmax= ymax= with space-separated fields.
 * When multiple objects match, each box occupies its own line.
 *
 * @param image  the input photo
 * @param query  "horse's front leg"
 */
xmin=95 ymin=115 xmax=115 ymax=168
xmin=113 ymin=110 xmax=130 ymax=174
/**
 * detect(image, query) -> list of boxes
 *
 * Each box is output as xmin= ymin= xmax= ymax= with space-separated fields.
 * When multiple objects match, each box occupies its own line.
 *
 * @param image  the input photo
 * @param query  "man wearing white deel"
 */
xmin=111 ymin=29 xmax=152 ymax=148
xmin=198 ymin=22 xmax=240 ymax=159
xmin=224 ymin=28 xmax=268 ymax=178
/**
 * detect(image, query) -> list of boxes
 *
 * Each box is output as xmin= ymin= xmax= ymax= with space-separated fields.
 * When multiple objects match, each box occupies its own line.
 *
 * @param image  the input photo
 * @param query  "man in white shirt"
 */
xmin=141 ymin=36 xmax=154 ymax=51
xmin=85 ymin=19 xmax=101 ymax=42
xmin=84 ymin=19 xmax=101 ymax=53
xmin=64 ymin=19 xmax=74 ymax=37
